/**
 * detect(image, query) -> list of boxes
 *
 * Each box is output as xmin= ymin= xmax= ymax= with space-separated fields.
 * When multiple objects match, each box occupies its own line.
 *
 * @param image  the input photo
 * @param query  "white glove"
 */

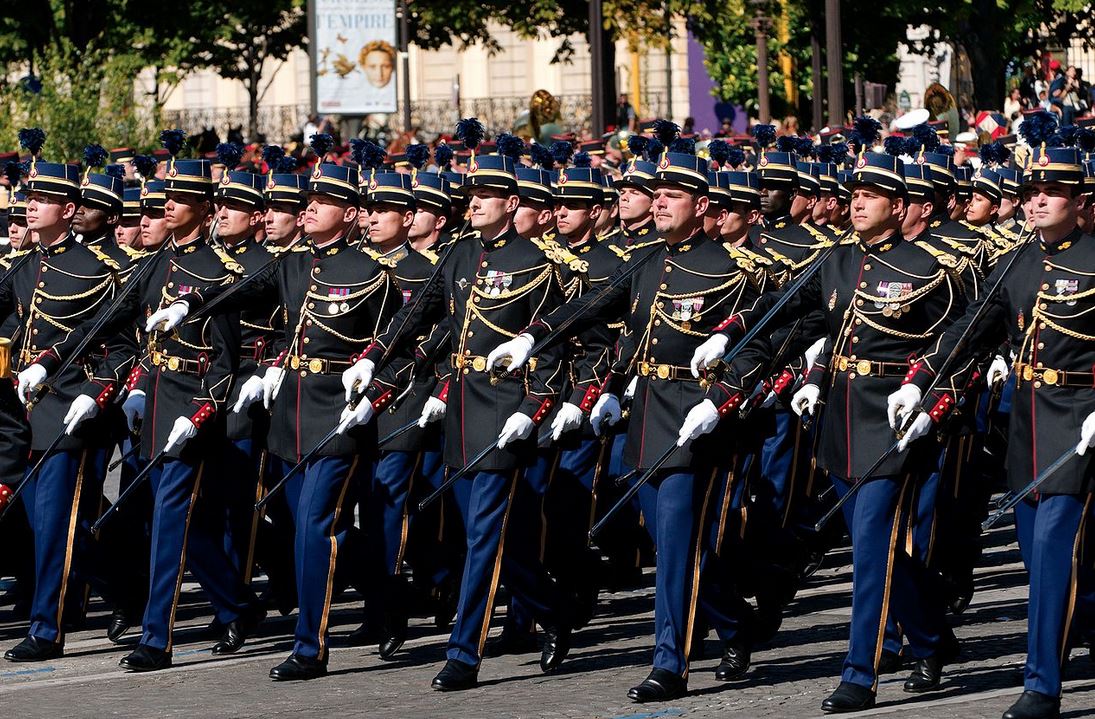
xmin=63 ymin=394 xmax=99 ymax=435
xmin=122 ymin=390 xmax=145 ymax=432
xmin=418 ymin=396 xmax=447 ymax=427
xmin=987 ymin=354 xmax=1009 ymax=386
xmin=623 ymin=376 xmax=638 ymax=401
xmin=886 ymin=384 xmax=922 ymax=431
xmin=16 ymin=363 xmax=47 ymax=404
xmin=336 ymin=399 xmax=375 ymax=435
xmin=550 ymin=402 xmax=585 ymax=440
xmin=262 ymin=366 xmax=286 ymax=409
xmin=690 ymin=334 xmax=729 ymax=378
xmin=497 ymin=411 xmax=535 ymax=449
xmin=791 ymin=384 xmax=820 ymax=416
xmin=341 ymin=358 xmax=375 ymax=402
xmin=164 ymin=416 xmax=197 ymax=454
xmin=803 ymin=337 xmax=827 ymax=370
xmin=1077 ymin=411 xmax=1095 ymax=455
xmin=232 ymin=374 xmax=266 ymax=414
xmin=590 ymin=393 xmax=622 ymax=436
xmin=145 ymin=301 xmax=189 ymax=333
xmin=485 ymin=333 xmax=534 ymax=372
xmin=898 ymin=412 xmax=934 ymax=452
xmin=677 ymin=399 xmax=720 ymax=446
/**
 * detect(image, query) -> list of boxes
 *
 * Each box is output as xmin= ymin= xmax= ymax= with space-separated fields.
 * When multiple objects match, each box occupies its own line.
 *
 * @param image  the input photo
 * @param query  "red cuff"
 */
xmin=530 ymin=397 xmax=554 ymax=425
xmin=903 ymin=360 xmax=933 ymax=385
xmin=772 ymin=369 xmax=795 ymax=395
xmin=437 ymin=379 xmax=449 ymax=403
xmin=190 ymin=402 xmax=216 ymax=427
xmin=716 ymin=392 xmax=744 ymax=416
xmin=125 ymin=366 xmax=144 ymax=391
xmin=578 ymin=383 xmax=603 ymax=412
xmin=713 ymin=314 xmax=743 ymax=333
xmin=928 ymin=393 xmax=955 ymax=423
xmin=370 ymin=389 xmax=394 ymax=413
xmin=94 ymin=382 xmax=116 ymax=409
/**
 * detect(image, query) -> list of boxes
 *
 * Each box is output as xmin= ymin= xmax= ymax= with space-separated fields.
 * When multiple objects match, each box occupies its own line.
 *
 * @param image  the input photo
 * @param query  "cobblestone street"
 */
xmin=2 ymin=511 xmax=1094 ymax=718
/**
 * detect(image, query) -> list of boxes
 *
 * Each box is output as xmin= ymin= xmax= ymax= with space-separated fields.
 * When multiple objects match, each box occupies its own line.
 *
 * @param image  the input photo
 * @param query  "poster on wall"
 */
xmin=312 ymin=0 xmax=397 ymax=114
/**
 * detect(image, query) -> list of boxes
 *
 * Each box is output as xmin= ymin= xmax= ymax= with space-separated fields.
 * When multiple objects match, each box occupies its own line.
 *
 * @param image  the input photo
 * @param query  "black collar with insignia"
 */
xmin=312 ymin=234 xmax=348 ymax=257
xmin=1040 ymin=225 xmax=1082 ymax=255
xmin=41 ymin=232 xmax=77 ymax=257
xmin=172 ymin=233 xmax=207 ymax=255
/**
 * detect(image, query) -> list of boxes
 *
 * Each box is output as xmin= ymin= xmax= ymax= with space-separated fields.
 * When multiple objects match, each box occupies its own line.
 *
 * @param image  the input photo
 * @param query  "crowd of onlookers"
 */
xmin=1009 ymin=58 xmax=1092 ymax=128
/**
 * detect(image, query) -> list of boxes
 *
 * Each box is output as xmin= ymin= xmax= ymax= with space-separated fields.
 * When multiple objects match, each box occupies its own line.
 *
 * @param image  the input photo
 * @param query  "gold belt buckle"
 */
xmin=152 ymin=351 xmax=163 ymax=366
xmin=309 ymin=358 xmax=324 ymax=373
xmin=289 ymin=356 xmax=301 ymax=370
xmin=638 ymin=362 xmax=650 ymax=377
xmin=166 ymin=356 xmax=180 ymax=371
xmin=656 ymin=364 xmax=671 ymax=380
xmin=1042 ymin=368 xmax=1059 ymax=386
xmin=1022 ymin=364 xmax=1034 ymax=381
xmin=837 ymin=356 xmax=849 ymax=372
xmin=472 ymin=356 xmax=486 ymax=372
xmin=855 ymin=359 xmax=872 ymax=376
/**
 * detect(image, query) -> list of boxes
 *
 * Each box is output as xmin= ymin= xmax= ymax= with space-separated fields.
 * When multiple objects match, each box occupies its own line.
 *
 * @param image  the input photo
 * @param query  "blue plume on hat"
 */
xmin=18 ymin=128 xmax=46 ymax=157
xmin=455 ymin=118 xmax=485 ymax=151
xmin=911 ymin=123 xmax=940 ymax=152
xmin=829 ymin=141 xmax=849 ymax=162
xmin=936 ymin=144 xmax=955 ymax=157
xmin=350 ymin=138 xmax=385 ymax=171
xmin=4 ymin=160 xmax=23 ymax=187
xmin=852 ymin=116 xmax=882 ymax=148
xmin=846 ymin=130 xmax=864 ymax=153
xmin=262 ymin=144 xmax=286 ymax=169
xmin=815 ymin=143 xmax=838 ymax=163
xmin=669 ymin=137 xmax=695 ymax=155
xmin=529 ymin=143 xmax=554 ymax=170
xmin=215 ymin=142 xmax=243 ymax=170
xmin=1076 ymin=127 xmax=1095 ymax=153
xmin=83 ymin=144 xmax=108 ymax=169
xmin=434 ymin=143 xmax=454 ymax=170
xmin=707 ymin=139 xmax=731 ymax=168
xmin=406 ymin=143 xmax=431 ymax=170
xmin=1019 ymin=110 xmax=1059 ymax=148
xmin=794 ymin=136 xmax=816 ymax=158
xmin=979 ymin=141 xmax=1010 ymax=166
xmin=159 ymin=129 xmax=187 ymax=157
xmin=751 ymin=123 xmax=776 ymax=148
xmin=309 ymin=133 xmax=334 ymax=159
xmin=1055 ymin=124 xmax=1078 ymax=148
xmin=550 ymin=140 xmax=573 ymax=168
xmin=627 ymin=134 xmax=649 ymax=157
xmin=653 ymin=119 xmax=680 ymax=148
xmin=775 ymin=136 xmax=798 ymax=153
xmin=883 ymin=136 xmax=906 ymax=157
xmin=645 ymin=139 xmax=664 ymax=161
xmin=133 ymin=154 xmax=157 ymax=179
xmin=276 ymin=156 xmax=299 ymax=173
xmin=104 ymin=164 xmax=124 ymax=180
xmin=573 ymin=152 xmax=592 ymax=168
xmin=726 ymin=146 xmax=745 ymax=169
xmin=495 ymin=133 xmax=525 ymax=162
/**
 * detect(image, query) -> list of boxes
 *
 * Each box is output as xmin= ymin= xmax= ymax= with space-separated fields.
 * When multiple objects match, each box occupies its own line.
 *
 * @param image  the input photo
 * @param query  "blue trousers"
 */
xmin=22 ymin=449 xmax=104 ymax=643
xmin=217 ymin=438 xmax=268 ymax=580
xmin=1014 ymin=494 xmax=1093 ymax=696
xmin=832 ymin=474 xmax=946 ymax=690
xmin=447 ymin=469 xmax=564 ymax=666
xmin=699 ymin=455 xmax=754 ymax=645
xmin=500 ymin=450 xmax=555 ymax=637
xmin=140 ymin=457 xmax=251 ymax=651
xmin=405 ymin=446 xmax=465 ymax=590
xmin=291 ymin=455 xmax=365 ymax=660
xmin=635 ymin=469 xmax=718 ymax=677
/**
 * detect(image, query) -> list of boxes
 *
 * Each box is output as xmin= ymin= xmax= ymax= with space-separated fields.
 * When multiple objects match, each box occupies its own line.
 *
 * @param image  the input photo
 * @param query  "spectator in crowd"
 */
xmin=682 ymin=116 xmax=695 ymax=135
xmin=615 ymin=94 xmax=637 ymax=132
xmin=1020 ymin=64 xmax=1039 ymax=107
xmin=1003 ymin=87 xmax=1023 ymax=122
xmin=303 ymin=113 xmax=320 ymax=142
xmin=1064 ymin=65 xmax=1089 ymax=120
xmin=1048 ymin=60 xmax=1069 ymax=120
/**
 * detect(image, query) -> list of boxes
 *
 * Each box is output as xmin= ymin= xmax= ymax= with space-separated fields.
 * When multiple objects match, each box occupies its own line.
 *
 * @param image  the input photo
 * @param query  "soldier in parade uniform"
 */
xmin=2 ymin=132 xmax=136 ymax=662
xmin=689 ymin=148 xmax=965 ymax=712
xmin=341 ymin=124 xmax=574 ymax=691
xmin=888 ymin=133 xmax=1095 ymax=719
xmin=115 ymin=187 xmax=144 ymax=251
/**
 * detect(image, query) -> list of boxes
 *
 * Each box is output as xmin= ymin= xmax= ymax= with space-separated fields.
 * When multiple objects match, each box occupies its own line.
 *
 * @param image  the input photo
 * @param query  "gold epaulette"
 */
xmin=913 ymin=240 xmax=959 ymax=269
xmin=937 ymin=237 xmax=979 ymax=256
xmin=722 ymin=244 xmax=756 ymax=273
xmin=213 ymin=246 xmax=245 ymax=274
xmin=121 ymin=245 xmax=148 ymax=260
xmin=88 ymin=245 xmax=121 ymax=271
xmin=802 ymin=222 xmax=837 ymax=247
xmin=840 ymin=232 xmax=859 ymax=245
xmin=359 ymin=245 xmax=397 ymax=268
xmin=420 ymin=248 xmax=440 ymax=265
xmin=533 ymin=235 xmax=589 ymax=273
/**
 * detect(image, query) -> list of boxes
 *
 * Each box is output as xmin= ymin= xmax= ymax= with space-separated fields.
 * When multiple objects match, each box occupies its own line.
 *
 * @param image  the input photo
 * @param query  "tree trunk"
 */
xmin=248 ymin=60 xmax=261 ymax=142
xmin=962 ymin=0 xmax=1005 ymax=111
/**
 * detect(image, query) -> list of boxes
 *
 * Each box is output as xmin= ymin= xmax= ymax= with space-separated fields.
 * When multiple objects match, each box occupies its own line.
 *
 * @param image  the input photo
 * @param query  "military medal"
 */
xmin=327 ymin=287 xmax=350 ymax=314
xmin=1017 ymin=309 xmax=1024 ymax=331
xmin=828 ymin=290 xmax=837 ymax=310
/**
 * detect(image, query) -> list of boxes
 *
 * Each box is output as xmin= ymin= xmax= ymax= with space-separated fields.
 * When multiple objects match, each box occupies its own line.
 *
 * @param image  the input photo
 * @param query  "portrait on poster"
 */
xmin=313 ymin=0 xmax=397 ymax=114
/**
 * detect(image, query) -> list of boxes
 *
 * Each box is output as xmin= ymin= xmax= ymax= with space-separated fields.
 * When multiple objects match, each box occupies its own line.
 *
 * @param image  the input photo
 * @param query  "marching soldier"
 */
xmin=340 ymin=122 xmax=574 ymax=691
xmin=3 ymin=130 xmax=136 ymax=661
xmin=115 ymin=187 xmax=144 ymax=252
xmin=888 ymin=125 xmax=1093 ymax=719
xmin=149 ymin=135 xmax=404 ymax=680
xmin=688 ymin=147 xmax=964 ymax=712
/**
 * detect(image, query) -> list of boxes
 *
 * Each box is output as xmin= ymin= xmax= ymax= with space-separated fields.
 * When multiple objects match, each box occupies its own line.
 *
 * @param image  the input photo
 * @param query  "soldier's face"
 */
xmin=702 ymin=203 xmax=728 ymax=235
xmin=618 ymin=186 xmax=652 ymax=222
xmin=264 ymin=203 xmax=304 ymax=244
xmin=721 ymin=203 xmax=759 ymax=242
xmin=966 ymin=192 xmax=998 ymax=225
xmin=467 ymin=187 xmax=517 ymax=230
xmin=71 ymin=204 xmax=111 ymax=234
xmin=555 ymin=200 xmax=600 ymax=237
xmin=164 ymin=192 xmax=208 ymax=230
xmin=115 ymin=218 xmax=141 ymax=248
xmin=215 ymin=200 xmax=261 ymax=242
xmin=513 ymin=202 xmax=552 ymax=237
xmin=140 ymin=210 xmax=171 ymax=249
xmin=25 ymin=191 xmax=76 ymax=232
xmin=1024 ymin=182 xmax=1082 ymax=231
xmin=760 ymin=186 xmax=791 ymax=216
xmin=594 ymin=201 xmax=618 ymax=233
xmin=651 ymin=185 xmax=708 ymax=237
xmin=850 ymin=187 xmax=903 ymax=237
xmin=7 ymin=220 xmax=29 ymax=249
xmin=901 ymin=200 xmax=933 ymax=236
xmin=409 ymin=207 xmax=445 ymax=241
xmin=789 ymin=191 xmax=816 ymax=222
xmin=812 ymin=193 xmax=838 ymax=224
xmin=998 ymin=195 xmax=1016 ymax=221
xmin=366 ymin=203 xmax=413 ymax=245
xmin=304 ymin=195 xmax=357 ymax=239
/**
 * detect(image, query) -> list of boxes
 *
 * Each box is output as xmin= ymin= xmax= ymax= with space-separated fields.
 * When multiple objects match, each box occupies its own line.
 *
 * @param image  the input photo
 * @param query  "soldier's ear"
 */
xmin=343 ymin=205 xmax=359 ymax=223
xmin=401 ymin=209 xmax=414 ymax=228
xmin=435 ymin=213 xmax=448 ymax=231
xmin=589 ymin=204 xmax=603 ymax=221
xmin=694 ymin=193 xmax=710 ymax=217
